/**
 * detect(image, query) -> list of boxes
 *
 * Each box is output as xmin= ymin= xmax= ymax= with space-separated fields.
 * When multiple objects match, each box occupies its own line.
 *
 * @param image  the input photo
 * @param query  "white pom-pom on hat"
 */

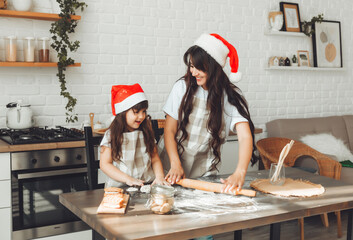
xmin=194 ymin=33 xmax=242 ymax=82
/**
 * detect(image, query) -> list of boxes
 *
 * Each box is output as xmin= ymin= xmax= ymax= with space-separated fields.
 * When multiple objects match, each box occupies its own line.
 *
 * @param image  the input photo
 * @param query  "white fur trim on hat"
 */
xmin=194 ymin=33 xmax=229 ymax=67
xmin=229 ymin=72 xmax=242 ymax=83
xmin=114 ymin=92 xmax=147 ymax=115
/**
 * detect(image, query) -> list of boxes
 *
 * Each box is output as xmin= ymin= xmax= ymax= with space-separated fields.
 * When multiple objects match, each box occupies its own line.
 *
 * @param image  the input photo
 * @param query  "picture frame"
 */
xmin=312 ymin=20 xmax=342 ymax=68
xmin=297 ymin=50 xmax=310 ymax=67
xmin=279 ymin=2 xmax=301 ymax=32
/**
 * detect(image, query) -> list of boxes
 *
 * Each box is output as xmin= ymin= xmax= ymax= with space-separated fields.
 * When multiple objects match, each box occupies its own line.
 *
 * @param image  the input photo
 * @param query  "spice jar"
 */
xmin=23 ymin=37 xmax=35 ymax=62
xmin=146 ymin=185 xmax=174 ymax=214
xmin=5 ymin=36 xmax=17 ymax=62
xmin=38 ymin=37 xmax=50 ymax=62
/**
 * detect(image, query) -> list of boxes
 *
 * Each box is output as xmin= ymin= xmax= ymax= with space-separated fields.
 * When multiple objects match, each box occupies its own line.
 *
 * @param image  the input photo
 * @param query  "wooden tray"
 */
xmin=97 ymin=193 xmax=130 ymax=214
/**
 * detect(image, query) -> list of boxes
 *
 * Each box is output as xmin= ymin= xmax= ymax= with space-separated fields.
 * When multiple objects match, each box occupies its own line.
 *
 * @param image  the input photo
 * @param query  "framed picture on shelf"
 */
xmin=279 ymin=2 xmax=301 ymax=32
xmin=297 ymin=50 xmax=310 ymax=67
xmin=312 ymin=20 xmax=342 ymax=68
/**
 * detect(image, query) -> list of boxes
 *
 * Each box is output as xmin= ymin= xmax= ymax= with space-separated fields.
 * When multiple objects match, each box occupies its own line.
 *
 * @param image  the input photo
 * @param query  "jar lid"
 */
xmin=6 ymin=35 xmax=17 ymax=39
xmin=24 ymin=37 xmax=35 ymax=40
xmin=39 ymin=37 xmax=50 ymax=41
xmin=151 ymin=185 xmax=175 ymax=196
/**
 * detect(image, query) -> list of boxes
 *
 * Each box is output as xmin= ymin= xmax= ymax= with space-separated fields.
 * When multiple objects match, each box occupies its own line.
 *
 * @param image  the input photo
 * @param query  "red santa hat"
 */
xmin=194 ymin=33 xmax=242 ymax=82
xmin=111 ymin=84 xmax=147 ymax=115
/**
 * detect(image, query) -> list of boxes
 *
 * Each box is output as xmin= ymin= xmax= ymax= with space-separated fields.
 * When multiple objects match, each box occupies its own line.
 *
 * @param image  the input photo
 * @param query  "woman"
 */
xmin=159 ymin=33 xmax=259 ymax=193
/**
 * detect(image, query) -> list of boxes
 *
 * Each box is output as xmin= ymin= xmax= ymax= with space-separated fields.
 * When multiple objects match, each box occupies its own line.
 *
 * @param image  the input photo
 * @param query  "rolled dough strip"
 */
xmin=176 ymin=178 xmax=256 ymax=197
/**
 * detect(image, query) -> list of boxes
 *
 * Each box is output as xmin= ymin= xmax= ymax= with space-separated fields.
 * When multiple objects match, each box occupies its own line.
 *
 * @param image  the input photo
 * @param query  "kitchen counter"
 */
xmin=60 ymin=168 xmax=353 ymax=240
xmin=0 ymin=139 xmax=85 ymax=153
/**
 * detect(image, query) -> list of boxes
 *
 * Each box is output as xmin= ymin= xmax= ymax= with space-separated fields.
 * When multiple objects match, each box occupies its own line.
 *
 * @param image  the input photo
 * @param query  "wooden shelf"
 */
xmin=264 ymin=29 xmax=306 ymax=37
xmin=0 ymin=62 xmax=81 ymax=67
xmin=265 ymin=66 xmax=345 ymax=71
xmin=0 ymin=10 xmax=81 ymax=21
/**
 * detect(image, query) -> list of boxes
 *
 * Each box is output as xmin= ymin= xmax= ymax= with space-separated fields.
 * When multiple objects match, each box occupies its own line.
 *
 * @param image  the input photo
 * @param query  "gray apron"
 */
xmin=158 ymin=96 xmax=225 ymax=178
xmin=106 ymin=130 xmax=155 ymax=187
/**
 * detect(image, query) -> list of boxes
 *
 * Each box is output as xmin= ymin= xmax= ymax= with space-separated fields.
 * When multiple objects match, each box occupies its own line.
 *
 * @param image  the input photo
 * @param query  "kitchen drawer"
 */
xmin=34 ymin=230 xmax=91 ymax=240
xmin=0 ymin=153 xmax=10 ymax=180
xmin=0 ymin=180 xmax=11 ymax=208
xmin=0 ymin=207 xmax=11 ymax=240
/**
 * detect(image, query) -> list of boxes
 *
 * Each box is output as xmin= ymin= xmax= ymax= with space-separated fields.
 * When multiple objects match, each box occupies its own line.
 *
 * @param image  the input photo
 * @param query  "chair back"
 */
xmin=256 ymin=137 xmax=342 ymax=180
xmin=84 ymin=126 xmax=105 ymax=190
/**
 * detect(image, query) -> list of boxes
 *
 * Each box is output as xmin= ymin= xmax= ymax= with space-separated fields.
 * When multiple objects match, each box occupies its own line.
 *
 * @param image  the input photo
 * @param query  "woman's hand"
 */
xmin=220 ymin=169 xmax=246 ymax=193
xmin=152 ymin=176 xmax=171 ymax=186
xmin=165 ymin=164 xmax=185 ymax=184
xmin=125 ymin=177 xmax=144 ymax=187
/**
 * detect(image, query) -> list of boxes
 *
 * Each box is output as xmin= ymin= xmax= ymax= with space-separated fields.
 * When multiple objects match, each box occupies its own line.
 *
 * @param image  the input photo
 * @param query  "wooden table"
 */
xmin=60 ymin=168 xmax=353 ymax=240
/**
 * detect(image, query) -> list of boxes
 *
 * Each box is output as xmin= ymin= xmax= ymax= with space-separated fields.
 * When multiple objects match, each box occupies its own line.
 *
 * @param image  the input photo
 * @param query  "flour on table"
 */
xmin=126 ymin=187 xmax=139 ymax=192
xmin=173 ymin=187 xmax=259 ymax=218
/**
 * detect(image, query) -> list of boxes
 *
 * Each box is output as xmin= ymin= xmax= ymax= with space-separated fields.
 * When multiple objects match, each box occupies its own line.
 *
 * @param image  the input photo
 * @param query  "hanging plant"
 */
xmin=49 ymin=0 xmax=87 ymax=123
xmin=302 ymin=13 xmax=324 ymax=37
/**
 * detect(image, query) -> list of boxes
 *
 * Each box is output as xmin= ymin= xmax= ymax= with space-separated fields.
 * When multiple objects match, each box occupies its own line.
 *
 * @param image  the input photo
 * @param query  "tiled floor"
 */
xmin=214 ymin=210 xmax=350 ymax=240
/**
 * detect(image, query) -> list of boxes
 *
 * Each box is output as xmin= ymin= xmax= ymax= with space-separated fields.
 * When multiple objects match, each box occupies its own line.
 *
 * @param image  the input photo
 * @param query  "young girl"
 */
xmin=100 ymin=84 xmax=169 ymax=187
xmin=159 ymin=33 xmax=259 ymax=193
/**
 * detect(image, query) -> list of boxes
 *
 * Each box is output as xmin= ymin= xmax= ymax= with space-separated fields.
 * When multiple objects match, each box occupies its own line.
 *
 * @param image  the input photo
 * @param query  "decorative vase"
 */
xmin=268 ymin=11 xmax=283 ymax=31
xmin=12 ymin=0 xmax=32 ymax=11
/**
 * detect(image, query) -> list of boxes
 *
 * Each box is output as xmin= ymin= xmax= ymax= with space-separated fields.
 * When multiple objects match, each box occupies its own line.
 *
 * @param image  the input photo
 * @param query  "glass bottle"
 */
xmin=23 ymin=37 xmax=35 ymax=62
xmin=147 ymin=185 xmax=175 ymax=214
xmin=38 ymin=37 xmax=50 ymax=62
xmin=5 ymin=36 xmax=17 ymax=62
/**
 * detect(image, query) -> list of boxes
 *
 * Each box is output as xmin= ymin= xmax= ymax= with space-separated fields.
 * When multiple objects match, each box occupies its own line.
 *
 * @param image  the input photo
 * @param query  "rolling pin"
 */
xmin=176 ymin=178 xmax=256 ymax=197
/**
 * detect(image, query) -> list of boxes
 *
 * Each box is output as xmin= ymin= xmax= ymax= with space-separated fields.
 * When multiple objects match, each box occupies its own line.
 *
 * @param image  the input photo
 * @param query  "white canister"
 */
xmin=13 ymin=0 xmax=33 ymax=11
xmin=23 ymin=37 xmax=35 ymax=62
xmin=5 ymin=36 xmax=17 ymax=62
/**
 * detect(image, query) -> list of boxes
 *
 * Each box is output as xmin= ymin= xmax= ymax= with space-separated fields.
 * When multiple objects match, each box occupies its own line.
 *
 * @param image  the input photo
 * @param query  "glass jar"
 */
xmin=146 ymin=185 xmax=174 ymax=215
xmin=38 ymin=37 xmax=50 ymax=62
xmin=23 ymin=37 xmax=35 ymax=62
xmin=5 ymin=36 xmax=17 ymax=62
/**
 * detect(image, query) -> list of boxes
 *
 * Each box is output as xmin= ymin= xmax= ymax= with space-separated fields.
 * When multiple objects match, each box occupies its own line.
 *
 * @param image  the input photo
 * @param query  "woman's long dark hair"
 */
xmin=177 ymin=46 xmax=259 ymax=171
xmin=109 ymin=100 xmax=156 ymax=163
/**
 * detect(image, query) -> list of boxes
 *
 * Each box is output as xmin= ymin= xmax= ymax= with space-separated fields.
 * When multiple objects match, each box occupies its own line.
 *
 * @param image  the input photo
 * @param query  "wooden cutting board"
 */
xmin=97 ymin=193 xmax=130 ymax=214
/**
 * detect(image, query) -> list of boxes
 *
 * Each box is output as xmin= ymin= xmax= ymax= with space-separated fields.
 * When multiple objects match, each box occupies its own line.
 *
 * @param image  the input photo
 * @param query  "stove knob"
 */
xmin=31 ymin=158 xmax=37 ymax=164
xmin=76 ymin=154 xmax=82 ymax=160
xmin=54 ymin=156 xmax=60 ymax=162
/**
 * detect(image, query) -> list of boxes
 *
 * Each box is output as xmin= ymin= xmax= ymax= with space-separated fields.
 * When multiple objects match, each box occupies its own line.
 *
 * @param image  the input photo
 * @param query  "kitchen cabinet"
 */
xmin=0 ymin=153 xmax=11 ymax=240
xmin=0 ymin=10 xmax=81 ymax=67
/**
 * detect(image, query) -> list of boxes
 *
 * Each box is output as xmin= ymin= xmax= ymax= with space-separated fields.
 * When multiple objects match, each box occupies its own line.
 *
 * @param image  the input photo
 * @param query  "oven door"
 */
xmin=12 ymin=167 xmax=90 ymax=240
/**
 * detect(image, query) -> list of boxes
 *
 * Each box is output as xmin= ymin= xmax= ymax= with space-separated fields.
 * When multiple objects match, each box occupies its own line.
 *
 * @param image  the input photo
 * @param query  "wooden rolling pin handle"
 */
xmin=176 ymin=178 xmax=256 ymax=197
xmin=89 ymin=113 xmax=94 ymax=131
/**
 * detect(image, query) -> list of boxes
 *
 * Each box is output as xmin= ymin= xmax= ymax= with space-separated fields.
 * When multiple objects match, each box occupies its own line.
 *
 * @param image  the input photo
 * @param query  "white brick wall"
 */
xmin=0 ymin=0 xmax=352 ymax=133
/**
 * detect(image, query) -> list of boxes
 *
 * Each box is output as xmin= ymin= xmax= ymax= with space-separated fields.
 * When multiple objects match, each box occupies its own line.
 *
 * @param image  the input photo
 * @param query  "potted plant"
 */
xmin=50 ymin=0 xmax=87 ymax=123
xmin=302 ymin=13 xmax=324 ymax=37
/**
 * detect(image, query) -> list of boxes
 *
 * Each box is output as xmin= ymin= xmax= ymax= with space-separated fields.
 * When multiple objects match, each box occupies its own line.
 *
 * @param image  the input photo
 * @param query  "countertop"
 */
xmin=0 ymin=139 xmax=85 ymax=153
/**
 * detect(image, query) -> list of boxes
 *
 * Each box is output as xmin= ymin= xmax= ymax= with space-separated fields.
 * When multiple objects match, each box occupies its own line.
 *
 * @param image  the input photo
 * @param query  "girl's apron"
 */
xmin=106 ymin=130 xmax=155 ymax=187
xmin=158 ymin=96 xmax=225 ymax=178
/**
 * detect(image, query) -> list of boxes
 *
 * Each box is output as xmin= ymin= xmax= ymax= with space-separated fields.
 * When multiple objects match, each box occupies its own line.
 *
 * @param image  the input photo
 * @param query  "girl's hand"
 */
xmin=125 ymin=177 xmax=144 ymax=187
xmin=220 ymin=169 xmax=246 ymax=193
xmin=152 ymin=176 xmax=171 ymax=186
xmin=165 ymin=165 xmax=185 ymax=184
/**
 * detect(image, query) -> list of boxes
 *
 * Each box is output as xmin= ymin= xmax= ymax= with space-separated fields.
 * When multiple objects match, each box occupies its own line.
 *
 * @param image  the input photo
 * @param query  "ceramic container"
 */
xmin=13 ymin=0 xmax=33 ymax=11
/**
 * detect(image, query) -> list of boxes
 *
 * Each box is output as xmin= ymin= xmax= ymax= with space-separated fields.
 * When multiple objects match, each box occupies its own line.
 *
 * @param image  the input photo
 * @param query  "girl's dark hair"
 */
xmin=177 ymin=45 xmax=259 ymax=171
xmin=109 ymin=100 xmax=156 ymax=163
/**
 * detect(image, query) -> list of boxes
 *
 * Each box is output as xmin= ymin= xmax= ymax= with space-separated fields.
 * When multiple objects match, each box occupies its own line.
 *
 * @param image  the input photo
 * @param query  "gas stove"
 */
xmin=0 ymin=126 xmax=84 ymax=145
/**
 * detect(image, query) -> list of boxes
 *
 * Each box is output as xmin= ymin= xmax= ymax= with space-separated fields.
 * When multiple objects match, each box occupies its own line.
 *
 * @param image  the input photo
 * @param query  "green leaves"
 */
xmin=302 ymin=13 xmax=324 ymax=37
xmin=50 ymin=0 xmax=87 ymax=123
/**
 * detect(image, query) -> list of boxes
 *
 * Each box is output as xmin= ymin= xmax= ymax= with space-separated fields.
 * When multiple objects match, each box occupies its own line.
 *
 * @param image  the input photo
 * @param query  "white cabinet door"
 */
xmin=34 ymin=230 xmax=92 ymax=240
xmin=0 ymin=153 xmax=10 ymax=180
xmin=0 ymin=208 xmax=11 ymax=240
xmin=0 ymin=180 xmax=11 ymax=208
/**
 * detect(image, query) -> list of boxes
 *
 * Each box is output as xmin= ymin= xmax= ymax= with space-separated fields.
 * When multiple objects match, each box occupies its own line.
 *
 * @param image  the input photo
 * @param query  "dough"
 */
xmin=126 ymin=187 xmax=139 ymax=192
xmin=140 ymin=185 xmax=151 ymax=193
xmin=250 ymin=178 xmax=325 ymax=197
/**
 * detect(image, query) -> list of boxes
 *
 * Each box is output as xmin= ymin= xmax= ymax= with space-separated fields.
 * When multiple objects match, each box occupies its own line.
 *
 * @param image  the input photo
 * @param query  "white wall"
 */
xmin=0 ymin=0 xmax=352 ymax=134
